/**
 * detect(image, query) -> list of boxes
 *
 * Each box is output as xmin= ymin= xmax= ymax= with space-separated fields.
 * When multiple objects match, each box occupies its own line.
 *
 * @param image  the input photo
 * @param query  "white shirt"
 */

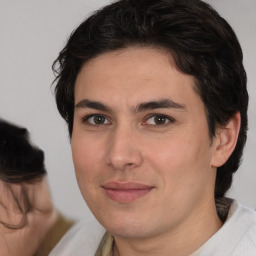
xmin=49 ymin=201 xmax=256 ymax=256
xmin=49 ymin=219 xmax=105 ymax=256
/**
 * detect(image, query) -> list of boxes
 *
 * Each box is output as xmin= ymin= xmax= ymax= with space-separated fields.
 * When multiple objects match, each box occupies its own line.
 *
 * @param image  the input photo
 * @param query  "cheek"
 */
xmin=146 ymin=136 xmax=213 ymax=217
xmin=71 ymin=136 xmax=104 ymax=182
xmin=147 ymin=132 xmax=212 ymax=187
xmin=71 ymin=138 xmax=103 ymax=206
xmin=148 ymin=135 xmax=194 ymax=171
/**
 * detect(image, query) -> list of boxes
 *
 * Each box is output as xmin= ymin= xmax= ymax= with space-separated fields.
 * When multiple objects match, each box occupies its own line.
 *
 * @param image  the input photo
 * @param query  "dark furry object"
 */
xmin=0 ymin=119 xmax=46 ymax=183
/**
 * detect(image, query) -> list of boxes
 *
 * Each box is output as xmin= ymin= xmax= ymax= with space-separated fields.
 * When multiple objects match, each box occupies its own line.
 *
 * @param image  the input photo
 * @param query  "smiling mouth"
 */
xmin=102 ymin=182 xmax=154 ymax=203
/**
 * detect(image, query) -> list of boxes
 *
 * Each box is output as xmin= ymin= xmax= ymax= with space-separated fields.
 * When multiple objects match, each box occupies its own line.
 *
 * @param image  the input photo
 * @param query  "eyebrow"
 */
xmin=75 ymin=98 xmax=185 ymax=113
xmin=135 ymin=99 xmax=185 ymax=112
xmin=75 ymin=99 xmax=112 ymax=112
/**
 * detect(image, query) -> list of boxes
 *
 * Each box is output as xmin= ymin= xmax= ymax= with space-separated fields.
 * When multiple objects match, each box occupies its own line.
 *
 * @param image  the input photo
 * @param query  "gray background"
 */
xmin=0 ymin=0 xmax=255 ymax=221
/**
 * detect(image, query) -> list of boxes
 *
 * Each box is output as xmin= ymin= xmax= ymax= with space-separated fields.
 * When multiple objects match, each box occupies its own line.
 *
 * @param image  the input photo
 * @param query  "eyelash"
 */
xmin=143 ymin=114 xmax=175 ymax=127
xmin=81 ymin=113 xmax=175 ymax=127
xmin=82 ymin=114 xmax=111 ymax=126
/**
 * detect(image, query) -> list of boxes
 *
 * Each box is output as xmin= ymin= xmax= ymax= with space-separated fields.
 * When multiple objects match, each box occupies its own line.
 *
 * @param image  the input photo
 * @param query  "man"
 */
xmin=0 ymin=119 xmax=74 ymax=256
xmin=50 ymin=0 xmax=255 ymax=255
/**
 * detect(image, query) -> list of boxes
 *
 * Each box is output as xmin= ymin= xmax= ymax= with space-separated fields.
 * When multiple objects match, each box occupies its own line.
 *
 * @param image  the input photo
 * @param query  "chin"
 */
xmin=98 ymin=212 xmax=156 ymax=239
xmin=109 ymin=225 xmax=149 ymax=239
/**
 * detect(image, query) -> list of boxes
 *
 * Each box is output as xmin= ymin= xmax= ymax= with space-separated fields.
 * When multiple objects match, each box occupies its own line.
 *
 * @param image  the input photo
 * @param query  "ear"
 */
xmin=211 ymin=112 xmax=241 ymax=168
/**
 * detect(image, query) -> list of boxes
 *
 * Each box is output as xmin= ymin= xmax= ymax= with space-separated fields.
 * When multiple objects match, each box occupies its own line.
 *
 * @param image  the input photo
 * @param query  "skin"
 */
xmin=72 ymin=47 xmax=240 ymax=256
xmin=0 ymin=177 xmax=57 ymax=256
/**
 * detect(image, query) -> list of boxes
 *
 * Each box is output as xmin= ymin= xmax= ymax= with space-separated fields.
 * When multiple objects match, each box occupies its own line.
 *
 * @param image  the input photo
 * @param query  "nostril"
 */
xmin=105 ymin=153 xmax=143 ymax=170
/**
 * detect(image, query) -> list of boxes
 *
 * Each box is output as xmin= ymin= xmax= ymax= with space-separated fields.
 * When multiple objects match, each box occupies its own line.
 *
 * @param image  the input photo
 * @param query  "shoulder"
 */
xmin=228 ymin=203 xmax=256 ymax=255
xmin=49 ymin=218 xmax=106 ymax=256
xmin=35 ymin=212 xmax=75 ymax=256
xmin=199 ymin=201 xmax=256 ymax=255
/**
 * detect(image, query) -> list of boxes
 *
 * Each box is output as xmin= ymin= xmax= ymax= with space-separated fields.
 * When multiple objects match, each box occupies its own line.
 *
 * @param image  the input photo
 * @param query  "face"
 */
xmin=72 ymin=47 xmax=218 ymax=240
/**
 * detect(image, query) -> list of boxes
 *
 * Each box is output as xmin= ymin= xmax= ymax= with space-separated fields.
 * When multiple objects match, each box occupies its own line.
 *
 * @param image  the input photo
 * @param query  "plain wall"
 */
xmin=0 ymin=0 xmax=255 ymax=220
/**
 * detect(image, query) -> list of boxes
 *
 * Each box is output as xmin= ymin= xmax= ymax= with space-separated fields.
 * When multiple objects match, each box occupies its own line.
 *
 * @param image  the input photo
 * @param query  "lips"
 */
xmin=102 ymin=181 xmax=154 ymax=203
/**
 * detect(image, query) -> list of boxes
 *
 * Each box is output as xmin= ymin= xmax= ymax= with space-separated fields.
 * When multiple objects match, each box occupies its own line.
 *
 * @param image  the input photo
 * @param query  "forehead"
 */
xmin=74 ymin=47 xmax=200 ymax=109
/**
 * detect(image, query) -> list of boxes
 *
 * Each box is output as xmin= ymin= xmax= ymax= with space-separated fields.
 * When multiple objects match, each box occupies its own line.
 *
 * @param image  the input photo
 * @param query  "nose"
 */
xmin=105 ymin=125 xmax=143 ymax=170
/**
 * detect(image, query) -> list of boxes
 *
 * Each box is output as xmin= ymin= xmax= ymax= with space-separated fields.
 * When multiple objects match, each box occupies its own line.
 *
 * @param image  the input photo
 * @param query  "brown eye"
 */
xmin=93 ymin=115 xmax=106 ymax=124
xmin=154 ymin=116 xmax=167 ymax=125
xmin=86 ymin=115 xmax=110 ymax=125
xmin=144 ymin=114 xmax=174 ymax=126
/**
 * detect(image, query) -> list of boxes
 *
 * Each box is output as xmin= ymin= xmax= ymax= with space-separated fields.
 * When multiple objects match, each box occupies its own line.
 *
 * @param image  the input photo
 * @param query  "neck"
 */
xmin=114 ymin=199 xmax=222 ymax=256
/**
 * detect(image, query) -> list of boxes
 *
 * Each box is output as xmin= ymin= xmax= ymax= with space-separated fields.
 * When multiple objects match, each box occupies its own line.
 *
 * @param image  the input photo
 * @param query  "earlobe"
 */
xmin=211 ymin=112 xmax=241 ymax=168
